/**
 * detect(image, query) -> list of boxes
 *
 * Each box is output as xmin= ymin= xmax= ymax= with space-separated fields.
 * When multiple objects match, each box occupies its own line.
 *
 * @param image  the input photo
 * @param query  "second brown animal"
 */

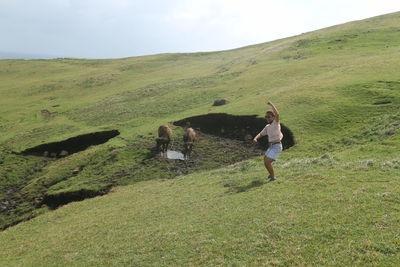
xmin=183 ymin=127 xmax=196 ymax=159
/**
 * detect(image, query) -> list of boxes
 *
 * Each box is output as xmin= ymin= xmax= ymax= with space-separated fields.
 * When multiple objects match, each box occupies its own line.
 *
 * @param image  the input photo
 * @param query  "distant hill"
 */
xmin=0 ymin=51 xmax=58 ymax=59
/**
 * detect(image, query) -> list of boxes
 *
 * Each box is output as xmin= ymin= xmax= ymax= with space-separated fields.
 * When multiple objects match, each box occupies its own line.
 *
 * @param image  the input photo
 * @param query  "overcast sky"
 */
xmin=0 ymin=0 xmax=399 ymax=59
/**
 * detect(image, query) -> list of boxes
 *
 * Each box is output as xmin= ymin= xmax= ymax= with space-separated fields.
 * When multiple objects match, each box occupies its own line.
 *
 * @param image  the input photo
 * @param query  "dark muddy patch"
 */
xmin=42 ymin=186 xmax=113 ymax=209
xmin=115 ymin=129 xmax=268 ymax=187
xmin=21 ymin=130 xmax=120 ymax=157
xmin=0 ymin=197 xmax=18 ymax=215
xmin=223 ymin=183 xmax=238 ymax=188
xmin=173 ymin=113 xmax=295 ymax=150
xmin=373 ymin=100 xmax=392 ymax=105
xmin=377 ymin=80 xmax=400 ymax=90
xmin=213 ymin=98 xmax=229 ymax=106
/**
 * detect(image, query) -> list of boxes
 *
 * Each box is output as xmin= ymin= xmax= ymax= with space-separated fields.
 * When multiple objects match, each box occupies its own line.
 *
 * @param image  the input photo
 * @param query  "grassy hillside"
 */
xmin=1 ymin=12 xmax=400 ymax=266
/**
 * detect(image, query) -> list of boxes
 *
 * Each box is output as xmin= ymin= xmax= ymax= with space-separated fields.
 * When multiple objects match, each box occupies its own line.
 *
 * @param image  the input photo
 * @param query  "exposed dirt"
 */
xmin=21 ymin=130 xmax=120 ymax=157
xmin=173 ymin=113 xmax=295 ymax=150
xmin=42 ymin=186 xmax=113 ymax=209
xmin=0 ymin=191 xmax=18 ymax=215
xmin=373 ymin=100 xmax=392 ymax=105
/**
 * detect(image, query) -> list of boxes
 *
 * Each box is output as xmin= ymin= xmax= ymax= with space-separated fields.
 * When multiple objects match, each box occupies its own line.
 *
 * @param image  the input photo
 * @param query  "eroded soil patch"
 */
xmin=42 ymin=187 xmax=113 ymax=209
xmin=173 ymin=113 xmax=295 ymax=150
xmin=21 ymin=130 xmax=120 ymax=157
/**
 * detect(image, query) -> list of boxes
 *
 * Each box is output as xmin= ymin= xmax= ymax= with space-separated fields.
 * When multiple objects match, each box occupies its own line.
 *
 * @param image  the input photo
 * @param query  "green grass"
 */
xmin=1 ymin=11 xmax=400 ymax=266
xmin=1 ymin=150 xmax=399 ymax=266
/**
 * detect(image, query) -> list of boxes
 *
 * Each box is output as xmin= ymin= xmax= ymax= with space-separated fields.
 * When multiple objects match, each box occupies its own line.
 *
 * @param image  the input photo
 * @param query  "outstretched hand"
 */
xmin=267 ymin=101 xmax=272 ymax=106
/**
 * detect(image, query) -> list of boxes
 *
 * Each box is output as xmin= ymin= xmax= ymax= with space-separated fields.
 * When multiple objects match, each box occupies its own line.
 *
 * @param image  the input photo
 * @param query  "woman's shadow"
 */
xmin=225 ymin=180 xmax=265 ymax=193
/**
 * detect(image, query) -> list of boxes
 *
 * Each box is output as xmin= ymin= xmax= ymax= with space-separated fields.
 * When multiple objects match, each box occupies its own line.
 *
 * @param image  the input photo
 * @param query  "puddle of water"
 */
xmin=165 ymin=150 xmax=185 ymax=160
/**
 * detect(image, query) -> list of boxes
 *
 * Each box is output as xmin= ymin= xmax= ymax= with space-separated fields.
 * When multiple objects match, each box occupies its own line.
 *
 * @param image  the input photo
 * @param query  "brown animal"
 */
xmin=156 ymin=125 xmax=172 ymax=153
xmin=183 ymin=128 xmax=196 ymax=159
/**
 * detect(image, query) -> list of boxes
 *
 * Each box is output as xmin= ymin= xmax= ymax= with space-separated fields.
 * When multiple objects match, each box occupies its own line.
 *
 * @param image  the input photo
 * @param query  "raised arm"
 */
xmin=267 ymin=101 xmax=280 ymax=122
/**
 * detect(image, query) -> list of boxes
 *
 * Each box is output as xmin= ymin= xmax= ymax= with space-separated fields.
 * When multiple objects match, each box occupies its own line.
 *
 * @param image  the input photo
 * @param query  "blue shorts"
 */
xmin=265 ymin=142 xmax=283 ymax=160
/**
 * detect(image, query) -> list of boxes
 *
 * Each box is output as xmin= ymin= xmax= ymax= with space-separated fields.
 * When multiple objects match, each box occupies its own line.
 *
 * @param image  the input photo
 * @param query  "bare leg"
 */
xmin=263 ymin=156 xmax=275 ymax=179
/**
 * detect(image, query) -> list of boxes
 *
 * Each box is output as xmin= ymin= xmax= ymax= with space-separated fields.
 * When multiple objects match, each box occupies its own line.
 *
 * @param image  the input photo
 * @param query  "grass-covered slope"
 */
xmin=1 ymin=12 xmax=400 ymax=265
xmin=2 ymin=153 xmax=400 ymax=266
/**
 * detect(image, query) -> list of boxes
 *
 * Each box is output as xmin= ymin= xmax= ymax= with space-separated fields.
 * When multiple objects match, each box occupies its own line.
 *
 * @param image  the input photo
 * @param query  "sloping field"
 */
xmin=0 ymin=12 xmax=399 ymax=266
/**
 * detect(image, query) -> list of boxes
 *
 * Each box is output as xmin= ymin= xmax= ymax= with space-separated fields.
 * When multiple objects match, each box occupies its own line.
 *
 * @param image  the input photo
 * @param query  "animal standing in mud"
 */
xmin=156 ymin=125 xmax=172 ymax=154
xmin=183 ymin=127 xmax=196 ymax=159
